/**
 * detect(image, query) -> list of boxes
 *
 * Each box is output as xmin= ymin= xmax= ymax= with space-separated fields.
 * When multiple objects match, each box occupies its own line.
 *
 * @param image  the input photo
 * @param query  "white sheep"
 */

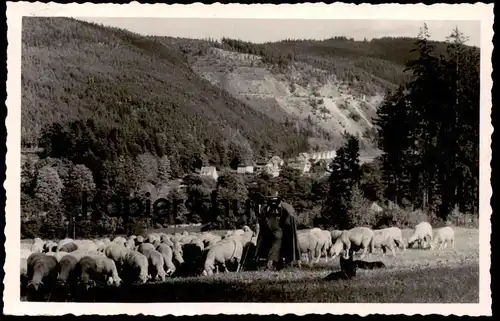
xmin=408 ymin=222 xmax=433 ymax=249
xmin=76 ymin=254 xmax=122 ymax=288
xmin=145 ymin=250 xmax=167 ymax=281
xmin=314 ymin=229 xmax=333 ymax=263
xmin=123 ymin=251 xmax=149 ymax=284
xmin=104 ymin=243 xmax=131 ymax=270
xmin=156 ymin=243 xmax=177 ymax=276
xmin=338 ymin=227 xmax=375 ymax=259
xmin=297 ymin=229 xmax=321 ymax=264
xmin=371 ymin=229 xmax=397 ymax=257
xmin=432 ymin=226 xmax=455 ymax=250
xmin=72 ymin=239 xmax=98 ymax=252
xmin=112 ymin=236 xmax=127 ymax=245
xmin=202 ymin=239 xmax=243 ymax=275
xmin=30 ymin=238 xmax=45 ymax=253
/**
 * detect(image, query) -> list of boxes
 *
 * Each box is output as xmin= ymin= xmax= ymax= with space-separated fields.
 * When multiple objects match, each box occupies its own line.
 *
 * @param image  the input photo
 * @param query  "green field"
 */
xmin=64 ymin=227 xmax=479 ymax=303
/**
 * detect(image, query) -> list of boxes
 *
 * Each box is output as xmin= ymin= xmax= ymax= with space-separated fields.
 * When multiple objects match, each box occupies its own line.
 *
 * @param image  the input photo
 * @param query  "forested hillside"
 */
xmin=22 ymin=17 xmax=308 ymax=173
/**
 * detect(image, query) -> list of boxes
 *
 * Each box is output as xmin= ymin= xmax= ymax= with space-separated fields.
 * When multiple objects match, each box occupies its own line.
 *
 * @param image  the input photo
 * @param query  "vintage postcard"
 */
xmin=4 ymin=1 xmax=493 ymax=316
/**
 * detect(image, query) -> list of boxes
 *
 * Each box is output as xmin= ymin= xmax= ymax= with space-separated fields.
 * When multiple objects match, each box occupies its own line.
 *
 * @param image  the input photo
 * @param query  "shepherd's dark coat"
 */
xmin=254 ymin=202 xmax=301 ymax=267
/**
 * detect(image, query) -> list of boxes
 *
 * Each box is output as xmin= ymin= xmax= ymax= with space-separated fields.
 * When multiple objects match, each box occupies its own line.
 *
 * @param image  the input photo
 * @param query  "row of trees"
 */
xmin=376 ymin=25 xmax=479 ymax=219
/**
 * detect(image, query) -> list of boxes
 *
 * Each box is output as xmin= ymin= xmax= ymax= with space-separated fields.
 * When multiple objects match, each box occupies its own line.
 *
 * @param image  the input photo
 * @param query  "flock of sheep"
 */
xmin=20 ymin=221 xmax=455 ymax=301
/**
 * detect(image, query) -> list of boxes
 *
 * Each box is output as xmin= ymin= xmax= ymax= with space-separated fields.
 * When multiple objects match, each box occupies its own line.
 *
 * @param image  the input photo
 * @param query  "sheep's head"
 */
xmin=27 ymin=279 xmax=44 ymax=291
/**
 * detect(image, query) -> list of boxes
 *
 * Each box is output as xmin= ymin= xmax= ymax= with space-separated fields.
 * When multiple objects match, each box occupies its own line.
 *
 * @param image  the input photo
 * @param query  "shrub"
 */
xmin=348 ymin=186 xmax=378 ymax=227
xmin=349 ymin=112 xmax=361 ymax=122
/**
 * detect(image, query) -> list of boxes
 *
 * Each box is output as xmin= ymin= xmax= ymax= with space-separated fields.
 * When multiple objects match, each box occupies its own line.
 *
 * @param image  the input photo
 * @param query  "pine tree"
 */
xmin=376 ymin=25 xmax=479 ymax=220
xmin=404 ymin=23 xmax=443 ymax=209
xmin=135 ymin=152 xmax=159 ymax=185
xmin=323 ymin=133 xmax=360 ymax=229
xmin=436 ymin=27 xmax=479 ymax=218
xmin=157 ymin=155 xmax=172 ymax=183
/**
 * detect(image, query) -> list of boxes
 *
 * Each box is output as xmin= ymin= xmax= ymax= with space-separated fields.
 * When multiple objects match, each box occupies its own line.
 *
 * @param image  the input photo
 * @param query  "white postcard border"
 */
xmin=4 ymin=1 xmax=493 ymax=316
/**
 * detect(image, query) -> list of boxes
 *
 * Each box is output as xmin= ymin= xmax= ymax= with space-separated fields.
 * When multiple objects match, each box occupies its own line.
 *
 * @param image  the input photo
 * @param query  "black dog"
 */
xmin=354 ymin=260 xmax=386 ymax=269
xmin=324 ymin=254 xmax=357 ymax=281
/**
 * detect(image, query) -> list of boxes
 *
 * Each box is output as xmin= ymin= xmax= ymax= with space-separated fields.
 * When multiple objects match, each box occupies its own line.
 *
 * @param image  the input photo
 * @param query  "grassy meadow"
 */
xmin=64 ymin=227 xmax=479 ymax=303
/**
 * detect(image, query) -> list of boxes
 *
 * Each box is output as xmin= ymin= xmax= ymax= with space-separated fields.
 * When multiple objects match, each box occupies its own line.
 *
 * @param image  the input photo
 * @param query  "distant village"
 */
xmin=199 ymin=150 xmax=337 ymax=181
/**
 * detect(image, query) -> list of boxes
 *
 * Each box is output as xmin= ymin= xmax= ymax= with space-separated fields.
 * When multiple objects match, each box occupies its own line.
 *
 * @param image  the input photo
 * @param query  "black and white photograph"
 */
xmin=4 ymin=2 xmax=493 ymax=316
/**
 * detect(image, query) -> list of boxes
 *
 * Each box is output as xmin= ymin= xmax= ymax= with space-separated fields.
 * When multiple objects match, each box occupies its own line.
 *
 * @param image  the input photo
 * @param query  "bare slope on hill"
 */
xmin=21 ymin=17 xmax=308 ymax=165
xmin=185 ymin=46 xmax=383 ymax=152
xmin=159 ymin=36 xmax=467 ymax=156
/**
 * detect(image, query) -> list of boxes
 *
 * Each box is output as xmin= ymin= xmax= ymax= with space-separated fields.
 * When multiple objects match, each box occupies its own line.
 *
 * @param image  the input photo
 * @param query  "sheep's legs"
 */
xmin=359 ymin=247 xmax=368 ymax=260
xmin=235 ymin=262 xmax=241 ymax=273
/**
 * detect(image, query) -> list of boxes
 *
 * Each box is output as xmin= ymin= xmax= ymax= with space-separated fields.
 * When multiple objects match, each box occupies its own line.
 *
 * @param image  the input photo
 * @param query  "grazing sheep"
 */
xmin=371 ymin=230 xmax=397 ymax=257
xmin=59 ymin=242 xmax=79 ymax=253
xmin=145 ymin=250 xmax=167 ymax=281
xmin=43 ymin=241 xmax=58 ymax=253
xmin=124 ymin=239 xmax=136 ymax=250
xmin=146 ymin=233 xmax=161 ymax=244
xmin=112 ymin=236 xmax=127 ymax=245
xmin=56 ymin=254 xmax=79 ymax=286
xmin=315 ymin=229 xmax=333 ymax=263
xmin=69 ymin=249 xmax=106 ymax=261
xmin=172 ymin=241 xmax=185 ymax=266
xmin=72 ymin=240 xmax=98 ymax=252
xmin=46 ymin=251 xmax=70 ymax=262
xmin=30 ymin=238 xmax=45 ymax=253
xmin=137 ymin=243 xmax=156 ymax=257
xmin=329 ymin=230 xmax=344 ymax=257
xmin=202 ymin=239 xmax=243 ymax=276
xmin=407 ymin=222 xmax=433 ymax=249
xmin=189 ymin=238 xmax=205 ymax=251
xmin=104 ymin=243 xmax=131 ymax=270
xmin=339 ymin=227 xmax=375 ymax=259
xmin=122 ymin=251 xmax=149 ymax=284
xmin=92 ymin=255 xmax=122 ymax=286
xmin=93 ymin=240 xmax=106 ymax=252
xmin=56 ymin=238 xmax=74 ymax=251
xmin=75 ymin=255 xmax=122 ymax=289
xmin=160 ymin=234 xmax=174 ymax=247
xmin=329 ymin=237 xmax=346 ymax=259
xmin=432 ymin=226 xmax=455 ymax=250
xmin=135 ymin=235 xmax=145 ymax=245
xmin=156 ymin=243 xmax=176 ymax=276
xmin=226 ymin=228 xmax=254 ymax=249
xmin=297 ymin=229 xmax=321 ymax=264
xmin=380 ymin=227 xmax=406 ymax=251
xmin=26 ymin=253 xmax=60 ymax=294
xmin=203 ymin=234 xmax=222 ymax=248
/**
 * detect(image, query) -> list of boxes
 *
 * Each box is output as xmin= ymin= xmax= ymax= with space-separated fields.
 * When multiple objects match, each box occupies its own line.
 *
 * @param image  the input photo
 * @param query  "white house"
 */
xmin=199 ymin=166 xmax=218 ymax=181
xmin=255 ymin=156 xmax=283 ymax=177
xmin=237 ymin=165 xmax=254 ymax=174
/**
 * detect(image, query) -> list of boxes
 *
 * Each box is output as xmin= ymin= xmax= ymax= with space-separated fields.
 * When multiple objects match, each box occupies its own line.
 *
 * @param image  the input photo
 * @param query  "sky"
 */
xmin=79 ymin=18 xmax=481 ymax=47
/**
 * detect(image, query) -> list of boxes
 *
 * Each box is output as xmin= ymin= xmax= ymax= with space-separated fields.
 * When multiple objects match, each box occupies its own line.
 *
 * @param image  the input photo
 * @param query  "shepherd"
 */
xmin=253 ymin=190 xmax=301 ymax=271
